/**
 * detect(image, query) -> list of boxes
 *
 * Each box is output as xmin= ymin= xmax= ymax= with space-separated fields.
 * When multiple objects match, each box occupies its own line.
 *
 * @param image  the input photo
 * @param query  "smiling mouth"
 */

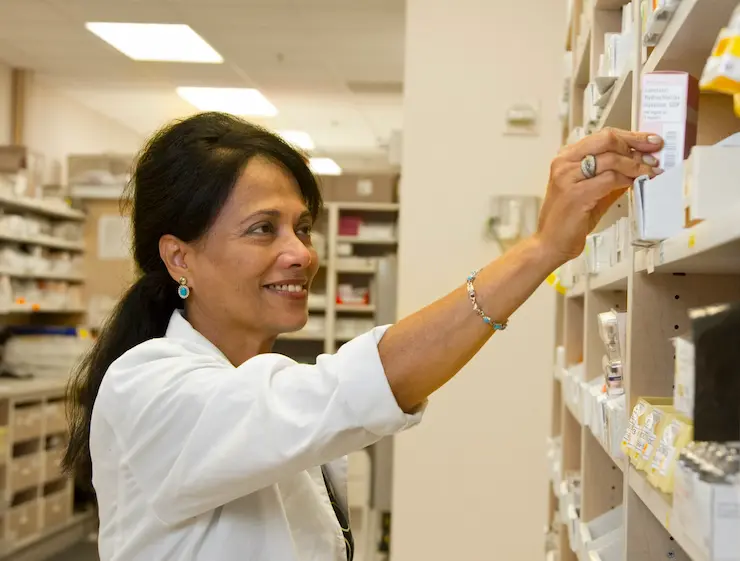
xmin=263 ymin=282 xmax=308 ymax=298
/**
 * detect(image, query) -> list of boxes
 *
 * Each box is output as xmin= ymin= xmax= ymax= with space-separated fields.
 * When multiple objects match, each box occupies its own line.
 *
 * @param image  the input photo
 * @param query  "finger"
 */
xmin=562 ymin=128 xmax=663 ymax=161
xmin=569 ymin=151 xmax=662 ymax=182
xmin=561 ymin=129 xmax=630 ymax=160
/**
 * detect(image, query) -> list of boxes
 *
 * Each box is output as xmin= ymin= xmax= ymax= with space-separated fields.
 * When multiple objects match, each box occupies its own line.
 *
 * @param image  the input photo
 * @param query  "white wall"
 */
xmin=392 ymin=1 xmax=565 ymax=560
xmin=23 ymin=75 xmax=143 ymax=184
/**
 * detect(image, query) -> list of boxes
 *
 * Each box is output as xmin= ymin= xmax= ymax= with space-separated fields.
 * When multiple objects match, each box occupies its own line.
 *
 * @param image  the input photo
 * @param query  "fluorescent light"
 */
xmin=176 ymin=87 xmax=278 ymax=117
xmin=85 ymin=23 xmax=223 ymax=63
xmin=278 ymin=131 xmax=315 ymax=151
xmin=309 ymin=158 xmax=342 ymax=176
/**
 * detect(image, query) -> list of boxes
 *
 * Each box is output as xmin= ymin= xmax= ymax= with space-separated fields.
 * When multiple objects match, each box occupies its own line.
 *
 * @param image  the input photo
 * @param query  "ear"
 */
xmin=159 ymin=234 xmax=192 ymax=286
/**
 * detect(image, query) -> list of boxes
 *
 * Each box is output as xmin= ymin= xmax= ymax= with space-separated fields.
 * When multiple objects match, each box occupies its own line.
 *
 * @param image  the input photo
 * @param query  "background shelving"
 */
xmin=549 ymin=2 xmax=740 ymax=561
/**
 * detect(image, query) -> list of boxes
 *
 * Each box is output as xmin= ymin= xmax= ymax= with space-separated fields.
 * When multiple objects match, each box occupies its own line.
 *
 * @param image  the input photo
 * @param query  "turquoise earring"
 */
xmin=178 ymin=277 xmax=190 ymax=299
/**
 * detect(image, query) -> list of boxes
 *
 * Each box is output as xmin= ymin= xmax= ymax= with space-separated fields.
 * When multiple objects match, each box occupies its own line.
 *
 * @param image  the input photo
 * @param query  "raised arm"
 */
xmin=379 ymin=128 xmax=663 ymax=412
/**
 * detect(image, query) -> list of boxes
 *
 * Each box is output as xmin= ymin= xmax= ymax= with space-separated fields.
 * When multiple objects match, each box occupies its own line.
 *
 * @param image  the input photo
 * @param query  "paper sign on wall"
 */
xmin=98 ymin=215 xmax=132 ymax=260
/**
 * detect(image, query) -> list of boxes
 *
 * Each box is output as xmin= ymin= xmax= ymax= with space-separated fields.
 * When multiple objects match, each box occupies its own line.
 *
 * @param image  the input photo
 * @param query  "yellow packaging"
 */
xmin=622 ymin=400 xmax=649 ymax=463
xmin=648 ymin=415 xmax=693 ymax=494
xmin=700 ymin=30 xmax=740 ymax=94
xmin=735 ymin=94 xmax=740 ymax=118
xmin=634 ymin=405 xmax=673 ymax=472
xmin=621 ymin=397 xmax=672 ymax=466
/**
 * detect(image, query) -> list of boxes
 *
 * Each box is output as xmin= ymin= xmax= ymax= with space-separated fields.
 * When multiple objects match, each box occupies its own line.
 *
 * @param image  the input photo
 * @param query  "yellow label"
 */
xmin=546 ymin=273 xmax=567 ymax=295
xmin=78 ymin=328 xmax=91 ymax=339
xmin=688 ymin=234 xmax=696 ymax=249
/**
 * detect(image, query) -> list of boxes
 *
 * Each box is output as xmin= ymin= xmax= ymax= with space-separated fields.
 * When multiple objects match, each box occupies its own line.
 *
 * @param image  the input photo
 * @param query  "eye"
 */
xmin=296 ymin=223 xmax=313 ymax=237
xmin=247 ymin=222 xmax=275 ymax=235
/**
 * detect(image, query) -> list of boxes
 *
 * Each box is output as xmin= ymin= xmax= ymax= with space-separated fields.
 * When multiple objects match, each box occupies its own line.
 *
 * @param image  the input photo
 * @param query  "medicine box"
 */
xmin=674 ymin=462 xmax=740 ymax=561
xmin=640 ymin=72 xmax=699 ymax=171
xmin=630 ymin=165 xmax=684 ymax=244
xmin=684 ymin=145 xmax=740 ymax=226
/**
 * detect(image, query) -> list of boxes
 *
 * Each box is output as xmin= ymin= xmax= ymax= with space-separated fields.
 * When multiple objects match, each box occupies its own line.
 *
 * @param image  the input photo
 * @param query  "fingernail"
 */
xmin=648 ymin=135 xmax=663 ymax=144
xmin=642 ymin=155 xmax=658 ymax=166
xmin=652 ymin=167 xmax=664 ymax=175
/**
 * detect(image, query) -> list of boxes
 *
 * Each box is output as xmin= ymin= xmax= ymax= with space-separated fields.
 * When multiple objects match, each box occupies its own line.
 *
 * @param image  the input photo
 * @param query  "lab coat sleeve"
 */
xmin=96 ymin=325 xmax=424 ymax=525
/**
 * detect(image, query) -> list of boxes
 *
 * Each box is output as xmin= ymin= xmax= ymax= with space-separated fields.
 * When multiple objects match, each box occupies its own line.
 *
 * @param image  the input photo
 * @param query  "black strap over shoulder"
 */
xmin=321 ymin=466 xmax=354 ymax=561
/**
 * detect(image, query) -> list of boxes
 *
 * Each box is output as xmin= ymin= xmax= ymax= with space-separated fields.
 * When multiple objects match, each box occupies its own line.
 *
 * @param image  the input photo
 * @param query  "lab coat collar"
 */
xmin=165 ymin=310 xmax=231 ymax=365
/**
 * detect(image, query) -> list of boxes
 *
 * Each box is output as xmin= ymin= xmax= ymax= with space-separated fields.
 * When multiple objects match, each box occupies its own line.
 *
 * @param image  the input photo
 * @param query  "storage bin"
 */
xmin=579 ymin=505 xmax=623 ymax=558
xmin=10 ymin=454 xmax=41 ymax=493
xmin=7 ymin=500 xmax=40 ymax=543
xmin=44 ymin=449 xmax=64 ymax=483
xmin=44 ymin=402 xmax=66 ymax=435
xmin=13 ymin=406 xmax=43 ymax=442
xmin=42 ymin=488 xmax=72 ymax=529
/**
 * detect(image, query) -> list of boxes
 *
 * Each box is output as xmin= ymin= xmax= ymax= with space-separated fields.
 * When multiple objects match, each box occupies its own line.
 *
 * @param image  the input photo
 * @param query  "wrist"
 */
xmin=527 ymin=235 xmax=569 ymax=273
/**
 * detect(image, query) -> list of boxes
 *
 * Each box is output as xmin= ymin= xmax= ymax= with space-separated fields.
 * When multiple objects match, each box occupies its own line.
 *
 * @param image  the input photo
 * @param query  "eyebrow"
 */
xmin=239 ymin=208 xmax=312 ymax=227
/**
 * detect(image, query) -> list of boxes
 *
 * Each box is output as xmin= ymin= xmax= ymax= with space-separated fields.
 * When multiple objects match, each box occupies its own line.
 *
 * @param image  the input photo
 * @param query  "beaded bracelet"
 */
xmin=466 ymin=269 xmax=508 ymax=331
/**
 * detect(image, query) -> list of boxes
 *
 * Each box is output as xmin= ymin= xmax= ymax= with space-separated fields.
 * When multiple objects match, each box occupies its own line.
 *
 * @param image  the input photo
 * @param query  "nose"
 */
xmin=278 ymin=231 xmax=312 ymax=269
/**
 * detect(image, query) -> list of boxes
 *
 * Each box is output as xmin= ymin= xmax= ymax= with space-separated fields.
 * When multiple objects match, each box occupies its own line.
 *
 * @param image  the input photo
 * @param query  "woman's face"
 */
xmin=184 ymin=156 xmax=320 ymax=338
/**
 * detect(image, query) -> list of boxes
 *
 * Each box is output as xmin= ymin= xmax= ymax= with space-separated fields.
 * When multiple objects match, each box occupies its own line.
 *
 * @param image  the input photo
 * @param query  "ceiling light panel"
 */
xmin=176 ymin=87 xmax=278 ymax=117
xmin=278 ymin=131 xmax=315 ymax=151
xmin=309 ymin=158 xmax=342 ymax=176
xmin=85 ymin=23 xmax=223 ymax=63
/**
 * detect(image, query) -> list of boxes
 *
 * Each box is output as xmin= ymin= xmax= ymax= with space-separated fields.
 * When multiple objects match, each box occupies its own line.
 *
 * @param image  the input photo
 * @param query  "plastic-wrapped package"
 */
xmin=700 ymin=6 xmax=740 ymax=95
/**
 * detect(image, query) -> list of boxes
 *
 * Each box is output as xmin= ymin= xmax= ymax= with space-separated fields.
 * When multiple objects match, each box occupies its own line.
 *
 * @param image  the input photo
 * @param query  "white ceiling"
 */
xmin=0 ymin=0 xmax=405 ymax=171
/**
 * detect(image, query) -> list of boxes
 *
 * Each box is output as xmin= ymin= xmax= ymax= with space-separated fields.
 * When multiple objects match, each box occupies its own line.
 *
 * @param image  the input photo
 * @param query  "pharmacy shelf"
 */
xmin=0 ymin=268 xmax=84 ymax=282
xmin=566 ymin=278 xmax=586 ymax=298
xmin=593 ymin=430 xmax=626 ymax=472
xmin=336 ymin=236 xmax=398 ymax=246
xmin=336 ymin=202 xmax=400 ymax=212
xmin=634 ymin=205 xmax=740 ymax=274
xmin=595 ymin=70 xmax=632 ymax=131
xmin=337 ymin=263 xmax=376 ymax=274
xmin=590 ymin=260 xmax=629 ymax=291
xmin=0 ymin=194 xmax=85 ymax=221
xmin=336 ymin=304 xmax=376 ymax=314
xmin=574 ymin=25 xmax=592 ymax=88
xmin=5 ymin=304 xmax=86 ymax=314
xmin=628 ymin=469 xmax=707 ymax=561
xmin=0 ymin=232 xmax=84 ymax=252
xmin=0 ymin=511 xmax=96 ymax=560
xmin=594 ymin=0 xmax=631 ymax=8
xmin=644 ymin=0 xmax=739 ymax=77
xmin=564 ymin=398 xmax=583 ymax=427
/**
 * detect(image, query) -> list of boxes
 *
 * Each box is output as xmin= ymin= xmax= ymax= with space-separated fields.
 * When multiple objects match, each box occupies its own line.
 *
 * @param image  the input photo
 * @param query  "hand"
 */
xmin=536 ymin=127 xmax=664 ymax=265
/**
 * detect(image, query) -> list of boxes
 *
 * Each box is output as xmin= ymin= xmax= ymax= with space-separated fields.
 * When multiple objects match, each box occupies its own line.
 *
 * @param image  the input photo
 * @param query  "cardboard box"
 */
xmin=674 ymin=462 xmax=740 ymax=561
xmin=640 ymin=72 xmax=699 ymax=170
xmin=684 ymin=145 xmax=740 ymax=226
xmin=0 ymin=146 xmax=28 ymax=173
xmin=630 ymin=166 xmax=684 ymax=245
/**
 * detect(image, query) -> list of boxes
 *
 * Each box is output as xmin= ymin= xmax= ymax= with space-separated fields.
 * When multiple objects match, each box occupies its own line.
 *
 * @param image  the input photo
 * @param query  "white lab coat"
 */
xmin=90 ymin=310 xmax=424 ymax=561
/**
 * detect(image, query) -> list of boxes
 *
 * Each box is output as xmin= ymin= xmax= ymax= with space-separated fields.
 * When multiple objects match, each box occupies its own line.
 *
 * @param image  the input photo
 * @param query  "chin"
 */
xmin=275 ymin=314 xmax=309 ymax=335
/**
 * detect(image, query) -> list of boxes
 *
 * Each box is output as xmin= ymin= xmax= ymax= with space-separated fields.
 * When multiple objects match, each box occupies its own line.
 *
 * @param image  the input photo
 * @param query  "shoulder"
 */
xmin=97 ymin=337 xmax=296 ymax=407
xmin=96 ymin=337 xmax=227 ymax=408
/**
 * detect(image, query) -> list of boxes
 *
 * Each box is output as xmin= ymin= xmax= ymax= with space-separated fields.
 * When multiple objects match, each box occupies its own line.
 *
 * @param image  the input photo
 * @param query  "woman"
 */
xmin=64 ymin=112 xmax=662 ymax=561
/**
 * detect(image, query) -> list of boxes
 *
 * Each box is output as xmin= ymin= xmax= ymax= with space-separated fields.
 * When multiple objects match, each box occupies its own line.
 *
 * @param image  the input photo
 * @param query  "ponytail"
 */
xmin=63 ymin=270 xmax=179 ymax=487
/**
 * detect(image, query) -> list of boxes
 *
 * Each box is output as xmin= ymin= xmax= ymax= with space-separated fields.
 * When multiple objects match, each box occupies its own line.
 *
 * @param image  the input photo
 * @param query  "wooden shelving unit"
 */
xmin=550 ymin=2 xmax=740 ymax=561
xmin=0 ymin=379 xmax=93 ymax=558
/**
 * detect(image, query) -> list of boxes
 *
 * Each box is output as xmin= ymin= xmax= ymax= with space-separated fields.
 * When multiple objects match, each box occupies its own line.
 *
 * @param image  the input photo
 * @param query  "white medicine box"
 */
xmin=684 ymin=145 xmax=740 ymax=226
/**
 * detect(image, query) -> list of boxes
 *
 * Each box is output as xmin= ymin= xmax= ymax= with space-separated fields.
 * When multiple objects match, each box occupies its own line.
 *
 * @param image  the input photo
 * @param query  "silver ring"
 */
xmin=580 ymin=154 xmax=597 ymax=179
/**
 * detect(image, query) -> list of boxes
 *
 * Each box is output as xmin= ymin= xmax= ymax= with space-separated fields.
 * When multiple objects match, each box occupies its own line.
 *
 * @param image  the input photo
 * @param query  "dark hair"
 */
xmin=63 ymin=112 xmax=323 ymax=487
